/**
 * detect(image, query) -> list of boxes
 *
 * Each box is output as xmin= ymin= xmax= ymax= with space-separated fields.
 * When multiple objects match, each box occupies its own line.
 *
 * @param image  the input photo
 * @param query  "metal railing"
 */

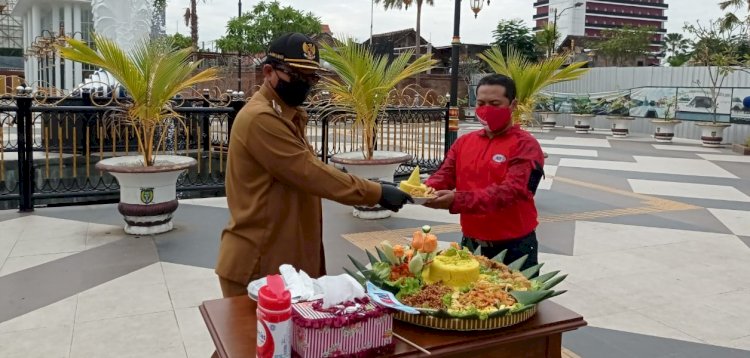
xmin=1 ymin=94 xmax=447 ymax=210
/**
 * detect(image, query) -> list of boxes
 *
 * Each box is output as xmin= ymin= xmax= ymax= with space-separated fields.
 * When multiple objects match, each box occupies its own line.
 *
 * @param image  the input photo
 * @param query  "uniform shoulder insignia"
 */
xmin=271 ymin=100 xmax=282 ymax=115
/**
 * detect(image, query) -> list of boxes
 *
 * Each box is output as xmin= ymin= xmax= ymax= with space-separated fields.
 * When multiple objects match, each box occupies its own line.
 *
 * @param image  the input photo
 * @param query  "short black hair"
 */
xmin=476 ymin=74 xmax=516 ymax=102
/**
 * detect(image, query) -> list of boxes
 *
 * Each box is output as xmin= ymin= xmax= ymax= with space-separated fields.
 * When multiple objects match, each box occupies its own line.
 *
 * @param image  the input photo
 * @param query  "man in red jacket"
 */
xmin=425 ymin=74 xmax=545 ymax=271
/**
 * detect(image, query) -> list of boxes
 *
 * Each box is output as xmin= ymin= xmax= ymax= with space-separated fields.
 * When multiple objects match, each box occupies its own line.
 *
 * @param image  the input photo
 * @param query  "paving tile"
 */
xmin=697 ymin=154 xmax=750 ymax=163
xmin=0 ymin=296 xmax=77 ymax=334
xmin=587 ymin=310 xmax=702 ymax=343
xmin=628 ymin=179 xmax=750 ymax=202
xmin=161 ymin=262 xmax=222 ymax=309
xmin=707 ymin=290 xmax=750 ymax=319
xmin=166 ymin=276 xmax=222 ymax=309
xmin=641 ymin=301 xmax=750 ymax=342
xmin=727 ymin=335 xmax=750 ymax=350
xmin=652 ymin=144 xmax=721 ymax=153
xmin=84 ymin=223 xmax=126 ymax=249
xmin=70 ymin=311 xmax=186 ymax=358
xmin=175 ymin=307 xmax=216 ymax=358
xmin=559 ymin=156 xmax=737 ymax=178
xmin=91 ymin=262 xmax=165 ymax=290
xmin=390 ymin=205 xmax=459 ymax=224
xmin=548 ymin=281 xmax=629 ymax=319
xmin=0 ymin=253 xmax=75 ymax=277
xmin=8 ymin=234 xmax=86 ymax=257
xmin=76 ymin=281 xmax=173 ymax=323
xmin=565 ymin=326 xmax=750 ymax=358
xmin=0 ymin=324 xmax=74 ymax=358
xmin=573 ymin=221 xmax=722 ymax=255
xmin=708 ymin=208 xmax=750 ymax=236
xmin=19 ymin=217 xmax=88 ymax=241
xmin=161 ymin=262 xmax=218 ymax=284
xmin=179 ymin=197 xmax=228 ymax=208
xmin=572 ymin=270 xmax=697 ymax=311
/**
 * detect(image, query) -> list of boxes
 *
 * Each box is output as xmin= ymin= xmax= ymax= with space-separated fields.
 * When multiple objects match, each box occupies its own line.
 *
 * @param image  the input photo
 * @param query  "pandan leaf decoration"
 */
xmin=365 ymin=250 xmax=380 ymax=266
xmin=343 ymin=267 xmax=366 ymax=285
xmin=521 ymin=263 xmax=544 ymax=279
xmin=492 ymin=249 xmax=508 ymax=263
xmin=548 ymin=290 xmax=567 ymax=298
xmin=375 ymin=246 xmax=389 ymax=263
xmin=542 ymin=274 xmax=568 ymax=290
xmin=534 ymin=270 xmax=560 ymax=283
xmin=507 ymin=254 xmax=529 ymax=271
xmin=510 ymin=289 xmax=554 ymax=306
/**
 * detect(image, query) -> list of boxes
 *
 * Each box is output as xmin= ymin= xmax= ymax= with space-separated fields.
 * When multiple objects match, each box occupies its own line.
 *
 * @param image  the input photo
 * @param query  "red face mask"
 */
xmin=476 ymin=105 xmax=513 ymax=132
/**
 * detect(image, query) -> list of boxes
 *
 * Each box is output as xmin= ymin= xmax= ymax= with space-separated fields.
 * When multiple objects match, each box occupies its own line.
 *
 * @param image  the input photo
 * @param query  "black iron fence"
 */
xmin=1 ymin=94 xmax=447 ymax=210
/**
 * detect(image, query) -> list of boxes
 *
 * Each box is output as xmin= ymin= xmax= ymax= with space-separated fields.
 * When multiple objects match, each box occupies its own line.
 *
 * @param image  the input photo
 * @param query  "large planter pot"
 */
xmin=651 ymin=120 xmax=681 ymax=143
xmin=695 ymin=122 xmax=732 ymax=148
xmin=607 ymin=116 xmax=635 ymax=138
xmin=330 ymin=151 xmax=412 ymax=220
xmin=572 ymin=114 xmax=594 ymax=134
xmin=732 ymin=143 xmax=750 ymax=155
xmin=538 ymin=112 xmax=558 ymax=128
xmin=96 ymin=155 xmax=196 ymax=235
xmin=463 ymin=107 xmax=475 ymax=120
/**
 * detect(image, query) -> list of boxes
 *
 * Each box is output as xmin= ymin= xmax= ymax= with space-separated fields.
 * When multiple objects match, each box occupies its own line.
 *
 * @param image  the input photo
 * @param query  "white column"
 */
xmin=64 ymin=5 xmax=74 ymax=90
xmin=73 ymin=4 xmax=82 ymax=86
xmin=31 ymin=5 xmax=41 ymax=88
xmin=52 ymin=5 xmax=61 ymax=90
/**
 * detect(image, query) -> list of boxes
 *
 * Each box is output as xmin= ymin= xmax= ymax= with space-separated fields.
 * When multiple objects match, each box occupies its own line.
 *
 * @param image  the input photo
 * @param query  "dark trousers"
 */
xmin=461 ymin=231 xmax=539 ymax=272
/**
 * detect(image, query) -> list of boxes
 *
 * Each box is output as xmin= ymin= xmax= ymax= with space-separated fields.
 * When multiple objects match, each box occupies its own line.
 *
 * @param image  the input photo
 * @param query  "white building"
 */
xmin=13 ymin=0 xmax=94 ymax=91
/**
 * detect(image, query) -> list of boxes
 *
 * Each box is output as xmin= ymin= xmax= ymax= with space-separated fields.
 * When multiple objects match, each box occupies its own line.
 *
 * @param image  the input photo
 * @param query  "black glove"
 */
xmin=378 ymin=184 xmax=413 ymax=212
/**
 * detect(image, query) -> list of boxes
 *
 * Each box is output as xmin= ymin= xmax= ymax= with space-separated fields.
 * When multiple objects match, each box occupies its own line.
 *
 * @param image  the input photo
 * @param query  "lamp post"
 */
xmin=237 ymin=0 xmax=243 ymax=92
xmin=551 ymin=2 xmax=583 ymax=57
xmin=446 ymin=0 xmax=489 ymax=151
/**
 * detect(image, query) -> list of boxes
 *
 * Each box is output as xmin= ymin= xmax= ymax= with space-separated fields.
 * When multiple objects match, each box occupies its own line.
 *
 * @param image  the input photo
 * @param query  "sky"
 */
xmin=162 ymin=0 xmax=729 ymax=49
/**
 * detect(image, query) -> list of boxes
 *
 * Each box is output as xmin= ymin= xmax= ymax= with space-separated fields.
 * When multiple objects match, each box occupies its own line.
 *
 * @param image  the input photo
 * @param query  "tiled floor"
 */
xmin=2 ymin=128 xmax=750 ymax=357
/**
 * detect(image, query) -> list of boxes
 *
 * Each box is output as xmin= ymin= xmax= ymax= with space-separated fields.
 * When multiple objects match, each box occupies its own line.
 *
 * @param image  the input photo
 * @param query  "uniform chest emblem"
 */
xmin=492 ymin=154 xmax=506 ymax=163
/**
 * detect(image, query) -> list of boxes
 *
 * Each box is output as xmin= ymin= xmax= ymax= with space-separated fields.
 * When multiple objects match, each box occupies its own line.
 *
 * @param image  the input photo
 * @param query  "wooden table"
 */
xmin=200 ymin=297 xmax=586 ymax=358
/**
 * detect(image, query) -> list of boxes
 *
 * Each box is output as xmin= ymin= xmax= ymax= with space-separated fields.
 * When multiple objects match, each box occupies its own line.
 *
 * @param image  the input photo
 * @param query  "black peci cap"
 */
xmin=266 ymin=32 xmax=324 ymax=71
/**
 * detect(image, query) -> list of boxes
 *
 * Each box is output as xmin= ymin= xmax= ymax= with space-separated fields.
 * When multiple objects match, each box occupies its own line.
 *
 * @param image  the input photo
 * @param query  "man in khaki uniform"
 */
xmin=216 ymin=33 xmax=412 ymax=297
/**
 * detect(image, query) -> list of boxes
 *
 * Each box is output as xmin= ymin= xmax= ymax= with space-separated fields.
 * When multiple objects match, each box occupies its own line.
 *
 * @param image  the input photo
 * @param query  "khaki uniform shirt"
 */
xmin=216 ymin=83 xmax=381 ymax=285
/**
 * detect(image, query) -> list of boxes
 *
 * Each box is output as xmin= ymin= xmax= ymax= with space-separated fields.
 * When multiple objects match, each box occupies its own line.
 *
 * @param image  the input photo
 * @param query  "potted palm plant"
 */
xmin=606 ymin=96 xmax=635 ymax=138
xmin=651 ymin=98 xmax=682 ymax=143
xmin=477 ymin=47 xmax=589 ymax=127
xmin=571 ymin=97 xmax=595 ymax=134
xmin=58 ymin=34 xmax=218 ymax=235
xmin=319 ymin=38 xmax=436 ymax=219
xmin=535 ymin=94 xmax=559 ymax=129
xmin=686 ymin=21 xmax=734 ymax=147
xmin=733 ymin=136 xmax=750 ymax=155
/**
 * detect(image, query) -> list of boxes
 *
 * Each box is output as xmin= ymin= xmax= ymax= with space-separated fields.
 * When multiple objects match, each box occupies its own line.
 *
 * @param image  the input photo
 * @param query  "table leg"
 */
xmin=547 ymin=333 xmax=562 ymax=358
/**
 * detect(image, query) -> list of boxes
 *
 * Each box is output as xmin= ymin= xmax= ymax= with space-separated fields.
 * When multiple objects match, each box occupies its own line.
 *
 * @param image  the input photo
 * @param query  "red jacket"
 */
xmin=425 ymin=126 xmax=544 ymax=242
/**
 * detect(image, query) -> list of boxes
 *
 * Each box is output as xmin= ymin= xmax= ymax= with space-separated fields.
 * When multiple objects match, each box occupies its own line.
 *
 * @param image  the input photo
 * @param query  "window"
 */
xmin=80 ymin=7 xmax=96 ymax=75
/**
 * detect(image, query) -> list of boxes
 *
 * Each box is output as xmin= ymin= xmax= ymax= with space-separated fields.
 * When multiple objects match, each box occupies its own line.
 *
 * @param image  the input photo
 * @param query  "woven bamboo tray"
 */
xmin=393 ymin=306 xmax=537 ymax=331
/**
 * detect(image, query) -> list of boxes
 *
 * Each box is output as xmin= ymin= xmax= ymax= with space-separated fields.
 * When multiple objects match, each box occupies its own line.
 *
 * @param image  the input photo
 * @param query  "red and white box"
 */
xmin=291 ymin=298 xmax=394 ymax=358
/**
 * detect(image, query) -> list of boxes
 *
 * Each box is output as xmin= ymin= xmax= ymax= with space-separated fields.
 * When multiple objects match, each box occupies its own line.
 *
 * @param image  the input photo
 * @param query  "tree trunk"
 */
xmin=415 ymin=0 xmax=423 ymax=84
xmin=190 ymin=0 xmax=199 ymax=49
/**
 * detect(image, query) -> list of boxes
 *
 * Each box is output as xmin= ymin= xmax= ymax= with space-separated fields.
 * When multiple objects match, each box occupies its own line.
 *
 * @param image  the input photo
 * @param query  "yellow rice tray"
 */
xmin=394 ymin=306 xmax=537 ymax=331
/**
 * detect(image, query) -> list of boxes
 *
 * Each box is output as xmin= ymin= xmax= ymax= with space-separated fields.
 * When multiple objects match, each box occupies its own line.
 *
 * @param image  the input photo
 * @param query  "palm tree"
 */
xmin=184 ymin=0 xmax=207 ymax=49
xmin=664 ymin=33 xmax=690 ymax=57
xmin=535 ymin=23 xmax=559 ymax=58
xmin=374 ymin=0 xmax=434 ymax=59
xmin=58 ymin=34 xmax=219 ymax=166
xmin=478 ymin=47 xmax=589 ymax=125
xmin=319 ymin=39 xmax=436 ymax=159
xmin=718 ymin=0 xmax=750 ymax=35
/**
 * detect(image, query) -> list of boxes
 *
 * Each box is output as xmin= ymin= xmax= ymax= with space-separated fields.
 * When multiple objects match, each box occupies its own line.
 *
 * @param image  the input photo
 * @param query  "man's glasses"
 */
xmin=274 ymin=66 xmax=321 ymax=85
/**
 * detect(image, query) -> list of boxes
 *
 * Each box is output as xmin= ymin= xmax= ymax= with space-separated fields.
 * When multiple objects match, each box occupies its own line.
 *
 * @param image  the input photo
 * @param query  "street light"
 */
xmin=237 ymin=0 xmax=243 ymax=92
xmin=551 ymin=2 xmax=583 ymax=57
xmin=447 ymin=0 xmax=490 ymax=150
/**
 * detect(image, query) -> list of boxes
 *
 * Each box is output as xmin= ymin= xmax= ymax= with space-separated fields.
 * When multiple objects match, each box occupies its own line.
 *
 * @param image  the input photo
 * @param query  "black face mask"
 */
xmin=274 ymin=77 xmax=311 ymax=107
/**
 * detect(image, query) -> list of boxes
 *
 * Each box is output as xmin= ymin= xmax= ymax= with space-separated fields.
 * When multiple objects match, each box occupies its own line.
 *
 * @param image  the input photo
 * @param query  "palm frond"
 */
xmin=319 ymin=38 xmax=436 ymax=159
xmin=718 ymin=0 xmax=746 ymax=11
xmin=479 ymin=46 xmax=588 ymax=123
xmin=57 ymin=34 xmax=218 ymax=166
